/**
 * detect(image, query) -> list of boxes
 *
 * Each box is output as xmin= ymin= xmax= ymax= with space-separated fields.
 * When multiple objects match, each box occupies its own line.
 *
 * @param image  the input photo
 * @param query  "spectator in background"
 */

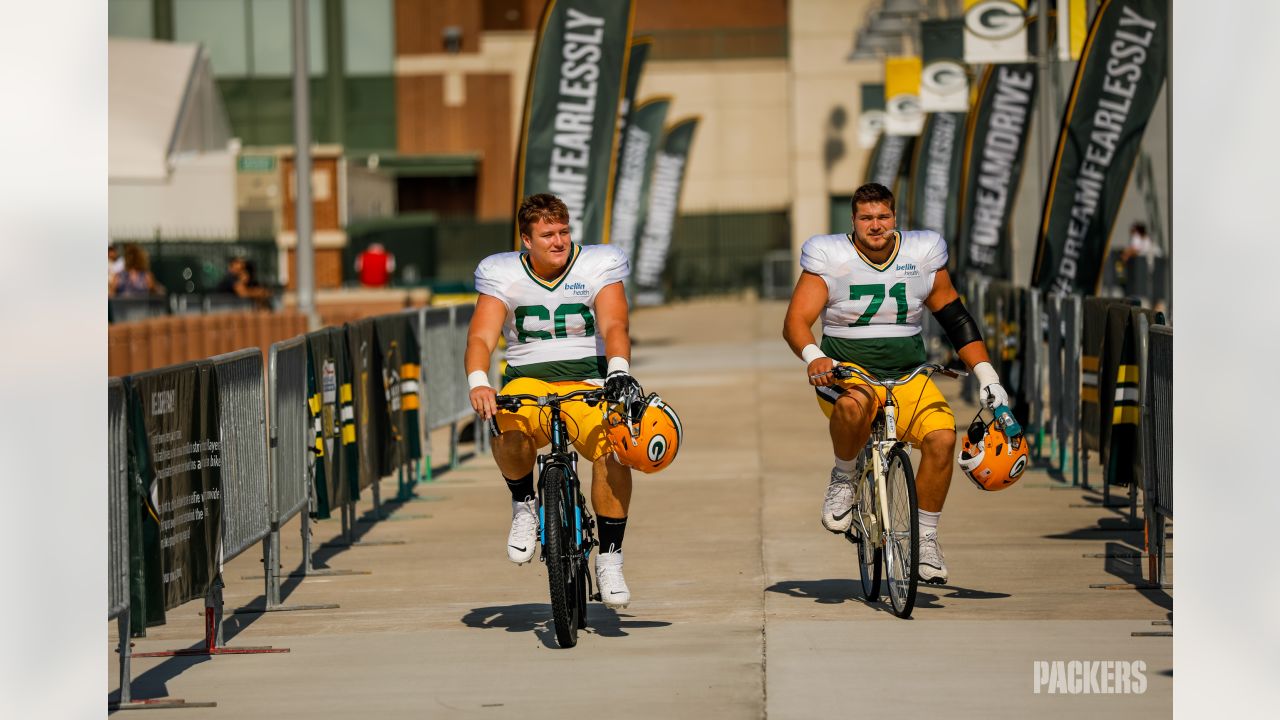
xmin=1120 ymin=221 xmax=1161 ymax=263
xmin=108 ymin=244 xmax=124 ymax=293
xmin=356 ymin=243 xmax=396 ymax=287
xmin=111 ymin=244 xmax=164 ymax=298
xmin=216 ymin=256 xmax=272 ymax=309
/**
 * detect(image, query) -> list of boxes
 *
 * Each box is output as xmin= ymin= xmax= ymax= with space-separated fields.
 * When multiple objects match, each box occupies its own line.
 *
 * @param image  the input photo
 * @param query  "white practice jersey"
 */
xmin=475 ymin=243 xmax=629 ymax=381
xmin=800 ymin=230 xmax=948 ymax=339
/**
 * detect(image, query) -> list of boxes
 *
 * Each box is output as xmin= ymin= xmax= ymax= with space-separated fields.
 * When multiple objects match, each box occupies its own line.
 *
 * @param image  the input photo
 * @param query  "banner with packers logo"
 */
xmin=633 ymin=117 xmax=698 ymax=306
xmin=1057 ymin=0 xmax=1088 ymax=60
xmin=610 ymin=36 xmax=651 ymax=210
xmin=920 ymin=19 xmax=968 ymax=112
xmin=346 ymin=318 xmax=387 ymax=492
xmin=884 ymin=56 xmax=924 ymax=136
xmin=375 ymin=314 xmax=423 ymax=476
xmin=609 ymin=96 xmax=670 ymax=265
xmin=1033 ymin=0 xmax=1168 ymax=295
xmin=963 ymin=0 xmax=1028 ymax=63
xmin=908 ymin=111 xmax=966 ymax=242
xmin=307 ymin=327 xmax=358 ymax=519
xmin=858 ymin=83 xmax=886 ymax=149
xmin=126 ymin=362 xmax=223 ymax=619
xmin=515 ymin=0 xmax=635 ymax=247
xmin=956 ymin=63 xmax=1037 ymax=278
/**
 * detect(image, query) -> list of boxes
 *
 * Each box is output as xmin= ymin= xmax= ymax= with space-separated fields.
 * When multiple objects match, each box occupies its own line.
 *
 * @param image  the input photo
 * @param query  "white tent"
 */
xmin=109 ymin=38 xmax=238 ymax=238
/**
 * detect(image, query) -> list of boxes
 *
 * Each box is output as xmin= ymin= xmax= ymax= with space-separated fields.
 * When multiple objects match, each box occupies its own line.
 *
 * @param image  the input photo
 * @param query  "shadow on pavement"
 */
xmin=765 ymin=578 xmax=864 ymax=604
xmin=461 ymin=603 xmax=671 ymax=648
xmin=108 ymin=653 xmax=213 ymax=713
xmin=914 ymin=584 xmax=1012 ymax=610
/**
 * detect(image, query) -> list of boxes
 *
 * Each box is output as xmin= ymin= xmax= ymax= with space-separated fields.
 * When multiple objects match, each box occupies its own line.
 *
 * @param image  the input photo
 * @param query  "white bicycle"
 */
xmin=832 ymin=362 xmax=967 ymax=619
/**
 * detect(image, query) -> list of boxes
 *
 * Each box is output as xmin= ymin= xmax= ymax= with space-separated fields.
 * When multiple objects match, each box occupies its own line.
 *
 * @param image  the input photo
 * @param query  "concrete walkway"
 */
xmin=109 ymin=297 xmax=1171 ymax=718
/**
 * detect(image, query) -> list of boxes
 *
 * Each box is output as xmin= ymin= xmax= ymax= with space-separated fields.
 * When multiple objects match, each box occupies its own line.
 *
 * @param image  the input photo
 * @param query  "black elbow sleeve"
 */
xmin=934 ymin=298 xmax=983 ymax=351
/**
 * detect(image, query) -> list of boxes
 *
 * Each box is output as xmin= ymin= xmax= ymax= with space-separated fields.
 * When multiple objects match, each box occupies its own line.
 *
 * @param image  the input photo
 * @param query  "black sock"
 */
xmin=505 ymin=472 xmax=534 ymax=502
xmin=597 ymin=515 xmax=627 ymax=554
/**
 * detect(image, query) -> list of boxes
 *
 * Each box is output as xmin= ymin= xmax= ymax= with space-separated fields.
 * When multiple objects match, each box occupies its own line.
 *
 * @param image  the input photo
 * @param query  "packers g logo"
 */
xmin=965 ymin=0 xmax=1026 ymax=41
xmin=1010 ymin=454 xmax=1028 ymax=479
xmin=922 ymin=61 xmax=966 ymax=98
xmin=647 ymin=435 xmax=667 ymax=463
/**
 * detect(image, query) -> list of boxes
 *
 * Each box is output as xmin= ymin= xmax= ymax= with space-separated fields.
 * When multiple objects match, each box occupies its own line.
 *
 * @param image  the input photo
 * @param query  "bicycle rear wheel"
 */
xmin=881 ymin=444 xmax=919 ymax=618
xmin=541 ymin=465 xmax=582 ymax=647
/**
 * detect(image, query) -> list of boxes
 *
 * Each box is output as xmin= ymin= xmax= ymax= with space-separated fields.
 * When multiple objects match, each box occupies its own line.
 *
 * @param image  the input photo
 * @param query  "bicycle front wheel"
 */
xmin=541 ymin=465 xmax=582 ymax=647
xmin=854 ymin=460 xmax=881 ymax=601
xmin=881 ymin=444 xmax=919 ymax=618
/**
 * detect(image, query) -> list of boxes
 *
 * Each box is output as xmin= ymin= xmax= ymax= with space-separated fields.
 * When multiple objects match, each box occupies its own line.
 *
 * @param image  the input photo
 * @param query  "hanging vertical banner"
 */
xmin=515 ymin=0 xmax=635 ymax=247
xmin=610 ymin=36 xmax=652 ymax=207
xmin=920 ymin=19 xmax=969 ymax=112
xmin=1033 ymin=0 xmax=1168 ymax=295
xmin=963 ymin=0 xmax=1028 ymax=63
xmin=909 ymin=111 xmax=966 ymax=241
xmin=858 ymin=83 xmax=886 ymax=149
xmin=1057 ymin=0 xmax=1088 ymax=61
xmin=633 ymin=117 xmax=698 ymax=307
xmin=956 ymin=63 xmax=1038 ymax=278
xmin=866 ymin=133 xmax=911 ymax=188
xmin=346 ymin=318 xmax=386 ymax=492
xmin=375 ymin=315 xmax=423 ymax=475
xmin=884 ymin=56 xmax=925 ymax=136
xmin=609 ymin=96 xmax=670 ymax=264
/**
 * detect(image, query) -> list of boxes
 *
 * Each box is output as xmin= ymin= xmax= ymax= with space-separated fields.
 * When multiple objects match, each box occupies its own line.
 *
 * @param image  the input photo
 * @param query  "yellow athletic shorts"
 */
xmin=494 ymin=377 xmax=610 ymax=461
xmin=814 ymin=362 xmax=956 ymax=445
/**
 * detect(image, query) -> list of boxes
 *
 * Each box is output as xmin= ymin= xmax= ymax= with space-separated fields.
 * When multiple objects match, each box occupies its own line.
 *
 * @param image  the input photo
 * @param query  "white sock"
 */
xmin=918 ymin=509 xmax=940 ymax=535
xmin=833 ymin=456 xmax=858 ymax=475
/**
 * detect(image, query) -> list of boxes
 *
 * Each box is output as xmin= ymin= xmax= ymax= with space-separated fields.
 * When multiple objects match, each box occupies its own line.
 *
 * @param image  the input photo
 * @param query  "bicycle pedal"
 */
xmin=590 ymin=592 xmax=602 ymax=602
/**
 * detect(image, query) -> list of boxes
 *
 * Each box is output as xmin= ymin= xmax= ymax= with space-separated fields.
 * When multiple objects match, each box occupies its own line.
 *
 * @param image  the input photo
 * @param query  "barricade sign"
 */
xmin=125 ymin=361 xmax=223 ymax=622
xmin=375 ymin=313 xmax=423 ymax=473
xmin=210 ymin=349 xmax=271 ymax=561
xmin=346 ymin=318 xmax=387 ymax=492
xmin=1080 ymin=297 xmax=1114 ymax=452
xmin=1147 ymin=325 xmax=1172 ymax=517
xmin=307 ymin=326 xmax=358 ymax=518
xmin=1100 ymin=302 xmax=1152 ymax=486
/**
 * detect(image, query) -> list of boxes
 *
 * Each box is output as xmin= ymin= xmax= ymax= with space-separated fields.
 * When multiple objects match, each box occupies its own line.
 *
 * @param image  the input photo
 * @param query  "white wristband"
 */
xmin=972 ymin=361 xmax=999 ymax=388
xmin=800 ymin=344 xmax=827 ymax=365
xmin=467 ymin=370 xmax=492 ymax=390
xmin=607 ymin=356 xmax=630 ymax=375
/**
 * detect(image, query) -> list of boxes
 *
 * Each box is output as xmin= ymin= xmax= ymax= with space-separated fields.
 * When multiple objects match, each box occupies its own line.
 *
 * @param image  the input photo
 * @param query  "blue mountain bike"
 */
xmin=493 ymin=387 xmax=611 ymax=648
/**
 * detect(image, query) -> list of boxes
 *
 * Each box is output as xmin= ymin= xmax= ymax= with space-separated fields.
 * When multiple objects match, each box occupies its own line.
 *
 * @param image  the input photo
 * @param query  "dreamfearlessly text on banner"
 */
xmin=1033 ymin=0 xmax=1167 ymax=295
xmin=610 ymin=37 xmax=651 ymax=214
xmin=634 ymin=118 xmax=698 ymax=306
xmin=609 ymin=97 xmax=669 ymax=265
xmin=909 ymin=111 xmax=966 ymax=242
xmin=963 ymin=0 xmax=1028 ymax=64
xmin=515 ymin=0 xmax=635 ymax=247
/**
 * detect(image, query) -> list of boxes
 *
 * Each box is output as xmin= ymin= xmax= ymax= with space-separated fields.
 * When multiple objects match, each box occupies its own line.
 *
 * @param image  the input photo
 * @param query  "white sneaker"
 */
xmin=821 ymin=469 xmax=857 ymax=533
xmin=507 ymin=498 xmax=538 ymax=564
xmin=918 ymin=530 xmax=948 ymax=584
xmin=595 ymin=550 xmax=631 ymax=609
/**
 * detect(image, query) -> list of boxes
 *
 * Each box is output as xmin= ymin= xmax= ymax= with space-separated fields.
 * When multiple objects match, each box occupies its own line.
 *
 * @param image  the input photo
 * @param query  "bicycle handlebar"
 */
xmin=494 ymin=387 xmax=609 ymax=411
xmin=830 ymin=362 xmax=967 ymax=388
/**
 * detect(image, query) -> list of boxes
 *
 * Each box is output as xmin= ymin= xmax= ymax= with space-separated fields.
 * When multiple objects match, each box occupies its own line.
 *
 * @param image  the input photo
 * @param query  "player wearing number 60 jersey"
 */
xmin=783 ymin=182 xmax=1022 ymax=585
xmin=465 ymin=193 xmax=681 ymax=611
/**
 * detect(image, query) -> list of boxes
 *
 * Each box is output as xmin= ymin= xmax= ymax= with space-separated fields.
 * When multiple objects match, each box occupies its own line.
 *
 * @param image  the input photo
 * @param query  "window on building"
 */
xmin=108 ymin=0 xmax=153 ymax=39
xmin=175 ymin=0 xmax=326 ymax=78
xmin=344 ymin=0 xmax=393 ymax=76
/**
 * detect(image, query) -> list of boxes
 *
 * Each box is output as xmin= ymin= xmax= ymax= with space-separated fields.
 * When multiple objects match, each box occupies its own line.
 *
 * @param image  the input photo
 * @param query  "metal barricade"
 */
xmin=423 ymin=306 xmax=460 ymax=433
xmin=1145 ymin=324 xmax=1173 ymax=584
xmin=1061 ymin=294 xmax=1083 ymax=486
xmin=269 ymin=337 xmax=311 ymax=526
xmin=209 ymin=349 xmax=271 ymax=561
xmin=1045 ymin=293 xmax=1064 ymax=465
xmin=108 ymin=379 xmax=129 ymax=620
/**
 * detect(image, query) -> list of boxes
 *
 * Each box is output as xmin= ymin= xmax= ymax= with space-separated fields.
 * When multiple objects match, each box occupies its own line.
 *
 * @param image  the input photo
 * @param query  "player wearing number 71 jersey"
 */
xmin=782 ymin=182 xmax=1023 ymax=585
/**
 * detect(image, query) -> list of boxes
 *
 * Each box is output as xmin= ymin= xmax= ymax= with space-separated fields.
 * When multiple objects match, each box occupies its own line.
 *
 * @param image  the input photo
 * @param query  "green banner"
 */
xmin=610 ymin=36 xmax=651 ymax=205
xmin=346 ymin=318 xmax=386 ymax=492
xmin=909 ymin=111 xmax=966 ymax=242
xmin=1033 ymin=0 xmax=1168 ymax=295
xmin=126 ymin=363 xmax=223 ymax=616
xmin=609 ymin=97 xmax=670 ymax=264
xmin=633 ymin=118 xmax=699 ymax=306
xmin=865 ymin=132 xmax=912 ymax=189
xmin=920 ymin=19 xmax=968 ymax=112
xmin=375 ymin=315 xmax=423 ymax=474
xmin=956 ymin=63 xmax=1037 ymax=278
xmin=515 ymin=0 xmax=635 ymax=246
xmin=307 ymin=327 xmax=358 ymax=519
